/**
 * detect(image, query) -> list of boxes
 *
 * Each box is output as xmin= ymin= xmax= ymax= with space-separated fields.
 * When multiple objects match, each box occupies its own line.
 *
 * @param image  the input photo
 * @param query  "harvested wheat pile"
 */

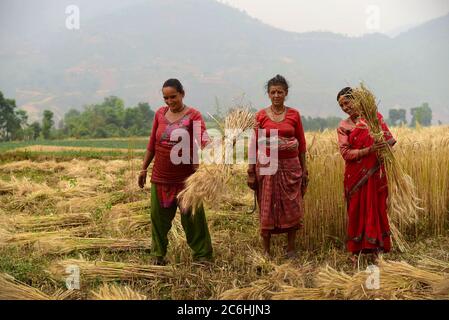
xmin=218 ymin=280 xmax=277 ymax=300
xmin=48 ymin=259 xmax=174 ymax=282
xmin=90 ymin=284 xmax=147 ymax=300
xmin=1 ymin=213 xmax=92 ymax=232
xmin=315 ymin=258 xmax=447 ymax=300
xmin=0 ymin=273 xmax=73 ymax=300
xmin=34 ymin=237 xmax=151 ymax=255
xmin=178 ymin=108 xmax=255 ymax=212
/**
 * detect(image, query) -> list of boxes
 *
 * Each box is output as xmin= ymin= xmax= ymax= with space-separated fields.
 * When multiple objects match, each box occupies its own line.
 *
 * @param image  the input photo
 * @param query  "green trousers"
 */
xmin=150 ymin=183 xmax=213 ymax=259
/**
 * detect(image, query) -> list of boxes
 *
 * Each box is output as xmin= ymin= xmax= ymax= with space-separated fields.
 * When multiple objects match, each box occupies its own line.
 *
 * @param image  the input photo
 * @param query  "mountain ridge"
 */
xmin=0 ymin=0 xmax=448 ymax=122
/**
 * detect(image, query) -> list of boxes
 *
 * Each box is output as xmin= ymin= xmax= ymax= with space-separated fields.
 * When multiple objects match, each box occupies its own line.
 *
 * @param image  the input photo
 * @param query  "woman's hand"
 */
xmin=301 ymin=169 xmax=309 ymax=196
xmin=247 ymin=165 xmax=257 ymax=190
xmin=247 ymin=175 xmax=257 ymax=191
xmin=369 ymin=141 xmax=390 ymax=153
xmin=138 ymin=170 xmax=147 ymax=189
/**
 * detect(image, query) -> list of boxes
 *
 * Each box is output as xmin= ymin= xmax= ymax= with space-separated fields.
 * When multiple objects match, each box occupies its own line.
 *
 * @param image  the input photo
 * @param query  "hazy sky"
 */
xmin=219 ymin=0 xmax=449 ymax=36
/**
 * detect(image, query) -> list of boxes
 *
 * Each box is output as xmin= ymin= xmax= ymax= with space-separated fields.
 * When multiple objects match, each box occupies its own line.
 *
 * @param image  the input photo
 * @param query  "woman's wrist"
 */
xmin=360 ymin=147 xmax=371 ymax=157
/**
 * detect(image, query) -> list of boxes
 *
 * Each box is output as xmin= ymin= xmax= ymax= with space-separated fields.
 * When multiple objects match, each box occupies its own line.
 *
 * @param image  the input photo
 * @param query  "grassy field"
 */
xmin=0 ymin=127 xmax=448 ymax=300
xmin=0 ymin=138 xmax=148 ymax=153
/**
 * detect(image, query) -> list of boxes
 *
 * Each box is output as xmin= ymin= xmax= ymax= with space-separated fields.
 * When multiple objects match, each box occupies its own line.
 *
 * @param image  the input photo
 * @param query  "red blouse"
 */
xmin=251 ymin=107 xmax=307 ymax=161
xmin=337 ymin=113 xmax=396 ymax=162
xmin=147 ymin=106 xmax=209 ymax=185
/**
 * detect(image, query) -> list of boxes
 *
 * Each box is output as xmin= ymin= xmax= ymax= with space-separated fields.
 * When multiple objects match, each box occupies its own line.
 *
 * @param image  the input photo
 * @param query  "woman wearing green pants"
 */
xmin=138 ymin=79 xmax=213 ymax=265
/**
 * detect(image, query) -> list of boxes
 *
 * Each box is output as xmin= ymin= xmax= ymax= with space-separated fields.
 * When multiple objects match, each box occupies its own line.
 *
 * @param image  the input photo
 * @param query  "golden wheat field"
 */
xmin=0 ymin=126 xmax=448 ymax=300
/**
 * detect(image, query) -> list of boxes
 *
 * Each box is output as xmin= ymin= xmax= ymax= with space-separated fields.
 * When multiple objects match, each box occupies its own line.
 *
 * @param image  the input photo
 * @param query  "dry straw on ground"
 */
xmin=0 ymin=273 xmax=73 ymax=300
xmin=34 ymin=237 xmax=151 ymax=255
xmin=90 ymin=284 xmax=147 ymax=300
xmin=48 ymin=259 xmax=174 ymax=282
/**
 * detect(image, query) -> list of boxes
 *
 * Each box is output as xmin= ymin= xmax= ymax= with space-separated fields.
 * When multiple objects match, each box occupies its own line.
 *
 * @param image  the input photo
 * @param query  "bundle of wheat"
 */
xmin=49 ymin=259 xmax=173 ymax=282
xmin=102 ymin=200 xmax=151 ymax=236
xmin=270 ymin=286 xmax=326 ymax=300
xmin=0 ymin=273 xmax=73 ymax=300
xmin=270 ymin=263 xmax=309 ymax=288
xmin=34 ymin=237 xmax=151 ymax=255
xmin=418 ymin=256 xmax=449 ymax=273
xmin=56 ymin=194 xmax=110 ymax=213
xmin=178 ymin=108 xmax=255 ymax=212
xmin=0 ymin=160 xmax=67 ymax=173
xmin=48 ymin=259 xmax=173 ymax=282
xmin=91 ymin=284 xmax=147 ymax=300
xmin=178 ymin=165 xmax=229 ymax=212
xmin=2 ymin=176 xmax=53 ymax=197
xmin=0 ymin=180 xmax=14 ymax=194
xmin=315 ymin=259 xmax=446 ymax=300
xmin=351 ymin=84 xmax=422 ymax=251
xmin=3 ymin=213 xmax=92 ymax=232
xmin=218 ymin=280 xmax=276 ymax=300
xmin=0 ymin=228 xmax=90 ymax=247
xmin=377 ymin=258 xmax=446 ymax=299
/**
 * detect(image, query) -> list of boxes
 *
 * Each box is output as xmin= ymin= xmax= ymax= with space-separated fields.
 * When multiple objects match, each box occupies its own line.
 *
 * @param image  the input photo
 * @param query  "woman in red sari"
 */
xmin=336 ymin=87 xmax=396 ymax=263
xmin=247 ymin=75 xmax=308 ymax=258
xmin=138 ymin=79 xmax=213 ymax=265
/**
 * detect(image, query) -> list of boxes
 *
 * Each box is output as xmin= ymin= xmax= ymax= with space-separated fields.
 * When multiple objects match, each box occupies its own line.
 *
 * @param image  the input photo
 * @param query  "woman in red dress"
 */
xmin=138 ymin=79 xmax=213 ymax=265
xmin=336 ymin=87 xmax=396 ymax=263
xmin=247 ymin=75 xmax=308 ymax=258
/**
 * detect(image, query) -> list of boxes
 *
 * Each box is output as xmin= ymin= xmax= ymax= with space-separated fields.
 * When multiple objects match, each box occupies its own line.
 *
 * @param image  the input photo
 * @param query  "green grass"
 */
xmin=0 ymin=246 xmax=49 ymax=285
xmin=0 ymin=150 xmax=146 ymax=162
xmin=0 ymin=138 xmax=149 ymax=152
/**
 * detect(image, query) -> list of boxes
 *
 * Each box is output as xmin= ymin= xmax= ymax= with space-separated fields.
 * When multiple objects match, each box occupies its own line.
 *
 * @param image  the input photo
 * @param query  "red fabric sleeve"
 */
xmin=190 ymin=109 xmax=210 ymax=150
xmin=337 ymin=124 xmax=362 ymax=161
xmin=378 ymin=113 xmax=397 ymax=146
xmin=146 ymin=110 xmax=160 ymax=152
xmin=295 ymin=111 xmax=307 ymax=153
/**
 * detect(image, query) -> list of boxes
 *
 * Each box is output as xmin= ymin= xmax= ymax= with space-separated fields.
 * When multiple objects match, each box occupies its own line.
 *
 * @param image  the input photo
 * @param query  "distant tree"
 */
xmin=301 ymin=116 xmax=342 ymax=131
xmin=61 ymin=97 xmax=155 ymax=138
xmin=63 ymin=109 xmax=82 ymax=137
xmin=41 ymin=110 xmax=54 ymax=139
xmin=124 ymin=102 xmax=154 ymax=136
xmin=388 ymin=108 xmax=407 ymax=126
xmin=411 ymin=103 xmax=432 ymax=127
xmin=29 ymin=121 xmax=42 ymax=140
xmin=0 ymin=91 xmax=28 ymax=141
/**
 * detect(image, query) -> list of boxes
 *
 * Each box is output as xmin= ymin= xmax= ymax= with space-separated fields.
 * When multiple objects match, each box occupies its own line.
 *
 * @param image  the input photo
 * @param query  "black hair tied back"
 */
xmin=163 ymin=79 xmax=185 ymax=95
xmin=337 ymin=87 xmax=353 ymax=101
xmin=266 ymin=74 xmax=289 ymax=93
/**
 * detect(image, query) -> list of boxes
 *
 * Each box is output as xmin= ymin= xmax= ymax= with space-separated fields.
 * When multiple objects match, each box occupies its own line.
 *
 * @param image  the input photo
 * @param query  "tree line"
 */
xmin=0 ymin=90 xmax=437 ymax=142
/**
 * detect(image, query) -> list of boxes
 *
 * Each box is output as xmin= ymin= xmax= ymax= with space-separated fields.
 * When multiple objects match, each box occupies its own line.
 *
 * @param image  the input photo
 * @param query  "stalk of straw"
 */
xmin=351 ymin=83 xmax=422 ymax=250
xmin=48 ymin=259 xmax=173 ymax=282
xmin=0 ymin=273 xmax=74 ymax=300
xmin=178 ymin=108 xmax=255 ymax=213
xmin=91 ymin=284 xmax=147 ymax=300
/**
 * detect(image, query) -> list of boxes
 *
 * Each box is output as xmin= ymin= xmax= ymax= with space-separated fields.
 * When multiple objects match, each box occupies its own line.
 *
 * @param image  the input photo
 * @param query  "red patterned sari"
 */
xmin=252 ymin=107 xmax=307 ymax=236
xmin=337 ymin=113 xmax=396 ymax=254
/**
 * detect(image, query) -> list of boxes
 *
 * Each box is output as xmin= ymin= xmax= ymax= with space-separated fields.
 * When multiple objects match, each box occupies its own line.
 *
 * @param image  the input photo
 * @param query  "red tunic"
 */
xmin=147 ymin=106 xmax=209 ymax=208
xmin=337 ymin=113 xmax=396 ymax=254
xmin=253 ymin=107 xmax=307 ymax=159
xmin=251 ymin=107 xmax=307 ymax=236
